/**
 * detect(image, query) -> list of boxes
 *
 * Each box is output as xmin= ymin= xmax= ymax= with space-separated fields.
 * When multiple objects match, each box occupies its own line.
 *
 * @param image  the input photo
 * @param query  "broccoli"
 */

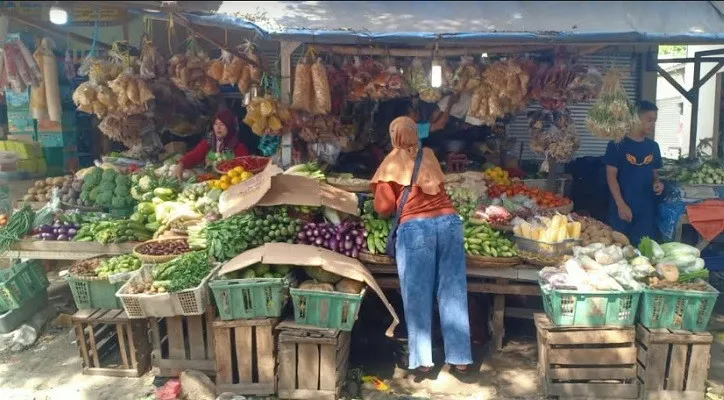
xmin=111 ymin=196 xmax=126 ymax=209
xmin=102 ymin=169 xmax=117 ymax=183
xmin=115 ymin=174 xmax=131 ymax=187
xmin=89 ymin=187 xmax=101 ymax=202
xmin=84 ymin=173 xmax=101 ymax=188
xmin=114 ymin=185 xmax=130 ymax=197
xmin=96 ymin=192 xmax=113 ymax=207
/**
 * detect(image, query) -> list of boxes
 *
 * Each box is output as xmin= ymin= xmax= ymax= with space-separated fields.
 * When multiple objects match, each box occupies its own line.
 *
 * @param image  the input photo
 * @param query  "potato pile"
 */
xmin=244 ymin=95 xmax=293 ymax=136
xmin=23 ymin=175 xmax=74 ymax=202
xmin=577 ymin=216 xmax=629 ymax=246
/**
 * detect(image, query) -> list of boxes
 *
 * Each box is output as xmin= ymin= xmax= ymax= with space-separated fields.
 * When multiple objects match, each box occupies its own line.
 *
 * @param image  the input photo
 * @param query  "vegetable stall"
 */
xmin=0 ymin=3 xmax=721 ymax=399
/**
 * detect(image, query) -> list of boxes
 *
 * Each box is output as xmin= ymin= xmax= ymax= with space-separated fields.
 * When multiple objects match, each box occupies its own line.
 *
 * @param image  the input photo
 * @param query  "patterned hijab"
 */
xmin=371 ymin=116 xmax=446 ymax=195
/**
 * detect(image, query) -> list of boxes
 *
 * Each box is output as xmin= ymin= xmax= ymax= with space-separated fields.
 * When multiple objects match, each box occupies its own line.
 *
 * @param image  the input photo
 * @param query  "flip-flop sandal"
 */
xmin=451 ymin=365 xmax=470 ymax=375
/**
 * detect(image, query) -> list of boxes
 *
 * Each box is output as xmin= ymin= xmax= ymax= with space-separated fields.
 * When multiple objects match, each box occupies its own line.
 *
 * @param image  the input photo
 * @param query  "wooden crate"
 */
xmin=149 ymin=307 xmax=215 ymax=377
xmin=636 ymin=324 xmax=713 ymax=400
xmin=277 ymin=321 xmax=351 ymax=400
xmin=535 ymin=313 xmax=639 ymax=400
xmin=72 ymin=308 xmax=150 ymax=377
xmin=213 ymin=318 xmax=279 ymax=396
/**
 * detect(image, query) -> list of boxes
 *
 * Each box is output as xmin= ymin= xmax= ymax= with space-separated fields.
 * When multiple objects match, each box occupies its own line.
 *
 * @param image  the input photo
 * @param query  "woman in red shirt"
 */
xmin=371 ymin=116 xmax=472 ymax=375
xmin=176 ymin=109 xmax=250 ymax=176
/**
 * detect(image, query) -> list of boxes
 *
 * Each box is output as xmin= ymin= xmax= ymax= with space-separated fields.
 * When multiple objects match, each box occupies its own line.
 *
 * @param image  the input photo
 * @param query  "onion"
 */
xmin=57 ymin=234 xmax=68 ymax=241
xmin=351 ymin=230 xmax=359 ymax=237
xmin=323 ymin=240 xmax=330 ymax=248
xmin=313 ymin=229 xmax=319 ymax=236
xmin=344 ymin=240 xmax=353 ymax=250
xmin=297 ymin=231 xmax=307 ymax=240
xmin=355 ymin=236 xmax=365 ymax=246
xmin=306 ymin=230 xmax=314 ymax=237
xmin=351 ymin=248 xmax=359 ymax=258
xmin=329 ymin=238 xmax=338 ymax=250
xmin=315 ymin=237 xmax=324 ymax=246
xmin=68 ymin=228 xmax=77 ymax=236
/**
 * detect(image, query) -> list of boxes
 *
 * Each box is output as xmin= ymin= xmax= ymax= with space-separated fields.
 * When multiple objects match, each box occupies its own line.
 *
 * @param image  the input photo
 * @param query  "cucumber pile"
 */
xmin=361 ymin=200 xmax=392 ymax=255
xmin=464 ymin=222 xmax=517 ymax=258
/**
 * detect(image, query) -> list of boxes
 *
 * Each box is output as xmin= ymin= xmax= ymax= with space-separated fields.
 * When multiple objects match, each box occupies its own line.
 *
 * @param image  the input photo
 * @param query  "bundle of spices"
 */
xmin=585 ymin=69 xmax=633 ymax=142
xmin=528 ymin=108 xmax=580 ymax=163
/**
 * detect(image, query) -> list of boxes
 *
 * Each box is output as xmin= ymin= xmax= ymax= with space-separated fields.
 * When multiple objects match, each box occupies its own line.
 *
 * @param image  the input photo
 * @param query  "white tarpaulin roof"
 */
xmin=217 ymin=1 xmax=724 ymax=44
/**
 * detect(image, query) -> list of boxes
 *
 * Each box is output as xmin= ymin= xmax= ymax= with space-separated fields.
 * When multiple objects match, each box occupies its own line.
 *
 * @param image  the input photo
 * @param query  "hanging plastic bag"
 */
xmin=311 ymin=57 xmax=331 ymax=115
xmin=308 ymin=141 xmax=341 ymax=165
xmin=291 ymin=55 xmax=313 ymax=113
xmin=30 ymin=45 xmax=47 ymax=120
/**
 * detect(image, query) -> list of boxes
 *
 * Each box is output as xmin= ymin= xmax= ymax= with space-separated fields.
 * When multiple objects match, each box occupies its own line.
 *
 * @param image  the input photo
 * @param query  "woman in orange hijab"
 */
xmin=371 ymin=116 xmax=472 ymax=374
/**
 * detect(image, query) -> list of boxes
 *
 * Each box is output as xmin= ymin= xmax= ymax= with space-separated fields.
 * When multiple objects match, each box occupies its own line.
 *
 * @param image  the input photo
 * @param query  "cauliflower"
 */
xmin=138 ymin=175 xmax=154 ymax=192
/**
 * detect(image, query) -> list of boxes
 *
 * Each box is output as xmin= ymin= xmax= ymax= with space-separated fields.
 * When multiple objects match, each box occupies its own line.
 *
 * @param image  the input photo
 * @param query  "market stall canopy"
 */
xmin=216 ymin=0 xmax=724 ymax=45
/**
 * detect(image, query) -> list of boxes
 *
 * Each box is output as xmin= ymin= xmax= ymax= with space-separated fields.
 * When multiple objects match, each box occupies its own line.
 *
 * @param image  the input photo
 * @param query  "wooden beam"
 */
xmin=656 ymin=65 xmax=691 ymax=101
xmin=0 ymin=9 xmax=115 ymax=50
xmin=313 ymin=44 xmax=561 ymax=57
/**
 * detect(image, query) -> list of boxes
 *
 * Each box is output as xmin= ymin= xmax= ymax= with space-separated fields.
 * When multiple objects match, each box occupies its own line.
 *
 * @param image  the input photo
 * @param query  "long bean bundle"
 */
xmin=0 ymin=205 xmax=35 ymax=254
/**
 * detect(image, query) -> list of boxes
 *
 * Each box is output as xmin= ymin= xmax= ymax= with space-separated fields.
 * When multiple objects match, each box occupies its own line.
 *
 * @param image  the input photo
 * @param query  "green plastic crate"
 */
xmin=541 ymin=282 xmax=641 ymax=327
xmin=66 ymin=275 xmax=125 ymax=310
xmin=209 ymin=277 xmax=287 ymax=320
xmin=0 ymin=260 xmax=50 ymax=312
xmin=290 ymin=288 xmax=365 ymax=331
xmin=638 ymin=283 xmax=719 ymax=332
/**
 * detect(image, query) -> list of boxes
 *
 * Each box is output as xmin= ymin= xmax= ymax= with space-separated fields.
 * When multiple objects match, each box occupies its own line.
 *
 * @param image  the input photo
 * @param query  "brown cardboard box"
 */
xmin=219 ymin=162 xmax=359 ymax=219
xmin=218 ymin=243 xmax=400 ymax=337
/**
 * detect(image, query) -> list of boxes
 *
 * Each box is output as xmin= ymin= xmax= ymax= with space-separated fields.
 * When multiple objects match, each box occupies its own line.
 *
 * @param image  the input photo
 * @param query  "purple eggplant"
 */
xmin=344 ymin=240 xmax=353 ymax=250
xmin=351 ymin=248 xmax=359 ymax=258
xmin=40 ymin=225 xmax=53 ymax=234
xmin=297 ymin=231 xmax=307 ymax=240
xmin=56 ymin=234 xmax=68 ymax=241
xmin=355 ymin=236 xmax=365 ymax=246
xmin=68 ymin=228 xmax=77 ymax=236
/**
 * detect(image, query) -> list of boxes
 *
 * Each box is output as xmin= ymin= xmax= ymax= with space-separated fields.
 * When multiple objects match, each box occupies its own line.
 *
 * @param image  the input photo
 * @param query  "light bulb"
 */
xmin=49 ymin=6 xmax=68 ymax=25
xmin=431 ymin=65 xmax=442 ymax=88
xmin=481 ymin=52 xmax=488 ymax=58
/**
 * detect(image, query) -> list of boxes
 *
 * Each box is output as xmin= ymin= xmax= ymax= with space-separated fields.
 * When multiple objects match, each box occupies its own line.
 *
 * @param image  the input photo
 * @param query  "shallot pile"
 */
xmin=295 ymin=220 xmax=367 ymax=258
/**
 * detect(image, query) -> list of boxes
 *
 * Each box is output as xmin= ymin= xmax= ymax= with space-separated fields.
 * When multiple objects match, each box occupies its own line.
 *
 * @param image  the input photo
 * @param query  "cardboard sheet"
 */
xmin=220 ymin=243 xmax=400 ymax=336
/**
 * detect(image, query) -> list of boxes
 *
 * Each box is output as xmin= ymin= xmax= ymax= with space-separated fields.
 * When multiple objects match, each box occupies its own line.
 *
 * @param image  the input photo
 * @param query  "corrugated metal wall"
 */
xmin=655 ymin=97 xmax=684 ymax=158
xmin=507 ymin=52 xmax=641 ymax=160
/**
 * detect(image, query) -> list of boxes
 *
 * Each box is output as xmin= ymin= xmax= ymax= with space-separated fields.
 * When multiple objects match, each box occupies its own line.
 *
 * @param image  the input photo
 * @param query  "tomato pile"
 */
xmin=487 ymin=182 xmax=571 ymax=209
xmin=215 ymin=156 xmax=270 ymax=174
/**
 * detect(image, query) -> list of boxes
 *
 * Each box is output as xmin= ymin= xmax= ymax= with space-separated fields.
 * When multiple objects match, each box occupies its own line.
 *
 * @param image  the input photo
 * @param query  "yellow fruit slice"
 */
xmin=241 ymin=171 xmax=253 ymax=180
xmin=231 ymin=177 xmax=241 ymax=185
xmin=219 ymin=182 xmax=229 ymax=190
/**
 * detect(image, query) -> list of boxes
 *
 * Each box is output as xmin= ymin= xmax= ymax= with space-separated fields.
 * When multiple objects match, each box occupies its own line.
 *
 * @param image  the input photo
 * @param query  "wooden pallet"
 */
xmin=149 ymin=307 xmax=216 ymax=377
xmin=72 ymin=308 xmax=150 ymax=378
xmin=534 ymin=313 xmax=639 ymax=400
xmin=277 ymin=321 xmax=350 ymax=400
xmin=213 ymin=318 xmax=279 ymax=396
xmin=636 ymin=324 xmax=713 ymax=400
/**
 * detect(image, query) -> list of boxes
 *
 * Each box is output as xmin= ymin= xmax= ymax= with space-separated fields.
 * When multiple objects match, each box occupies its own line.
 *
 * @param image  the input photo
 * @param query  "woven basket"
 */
xmin=517 ymin=249 xmax=564 ymax=267
xmin=541 ymin=202 xmax=574 ymax=215
xmin=466 ymin=254 xmax=521 ymax=268
xmin=132 ymin=237 xmax=190 ymax=264
xmin=358 ymin=251 xmax=395 ymax=265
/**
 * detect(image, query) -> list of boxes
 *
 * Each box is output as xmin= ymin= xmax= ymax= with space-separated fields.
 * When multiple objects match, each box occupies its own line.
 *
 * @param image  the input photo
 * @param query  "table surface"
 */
xmin=365 ymin=263 xmax=540 ymax=282
xmin=2 ymin=240 xmax=138 ymax=260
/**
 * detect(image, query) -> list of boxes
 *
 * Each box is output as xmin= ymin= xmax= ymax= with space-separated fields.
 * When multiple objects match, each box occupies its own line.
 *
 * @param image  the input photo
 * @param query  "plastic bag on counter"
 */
xmin=602 ymin=261 xmax=642 ymax=290
xmin=587 ymin=269 xmax=625 ymax=291
xmin=307 ymin=141 xmax=341 ymax=165
xmin=593 ymin=245 xmax=624 ymax=266
xmin=33 ymin=188 xmax=61 ymax=230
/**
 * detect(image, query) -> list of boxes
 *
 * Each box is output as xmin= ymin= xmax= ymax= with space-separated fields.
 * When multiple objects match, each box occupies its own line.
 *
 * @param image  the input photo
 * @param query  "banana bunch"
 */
xmin=513 ymin=214 xmax=581 ymax=243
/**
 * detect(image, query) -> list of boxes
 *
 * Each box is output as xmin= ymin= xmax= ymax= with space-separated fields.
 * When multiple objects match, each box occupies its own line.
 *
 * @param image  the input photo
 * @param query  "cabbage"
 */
xmin=657 ymin=254 xmax=697 ymax=270
xmin=660 ymin=242 xmax=700 ymax=258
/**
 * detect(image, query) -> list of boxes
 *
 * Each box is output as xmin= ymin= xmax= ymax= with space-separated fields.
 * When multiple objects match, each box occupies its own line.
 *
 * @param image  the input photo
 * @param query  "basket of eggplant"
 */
xmin=30 ymin=218 xmax=80 ymax=241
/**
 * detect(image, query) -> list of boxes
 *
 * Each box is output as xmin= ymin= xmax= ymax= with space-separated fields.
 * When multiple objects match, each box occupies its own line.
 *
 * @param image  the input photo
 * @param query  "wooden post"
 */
xmin=279 ymin=41 xmax=301 ymax=169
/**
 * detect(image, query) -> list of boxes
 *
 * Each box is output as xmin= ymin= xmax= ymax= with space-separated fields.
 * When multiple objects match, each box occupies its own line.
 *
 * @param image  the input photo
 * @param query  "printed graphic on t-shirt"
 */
xmin=626 ymin=153 xmax=654 ymax=166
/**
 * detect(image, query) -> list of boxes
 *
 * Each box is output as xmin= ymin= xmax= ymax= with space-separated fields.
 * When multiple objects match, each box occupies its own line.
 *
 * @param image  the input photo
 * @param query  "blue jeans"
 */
xmin=395 ymin=213 xmax=473 ymax=369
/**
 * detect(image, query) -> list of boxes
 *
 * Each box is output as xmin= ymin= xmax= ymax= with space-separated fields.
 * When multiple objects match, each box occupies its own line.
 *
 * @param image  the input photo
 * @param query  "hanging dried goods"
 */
xmin=243 ymin=95 xmax=293 ymax=136
xmin=291 ymin=57 xmax=313 ymax=113
xmin=311 ymin=57 xmax=332 ymax=114
xmin=297 ymin=114 xmax=353 ymax=144
xmin=468 ymin=59 xmax=530 ymax=125
xmin=139 ymin=39 xmax=166 ymax=80
xmin=585 ymin=69 xmax=633 ymax=142
xmin=40 ymin=39 xmax=62 ymax=122
xmin=98 ymin=113 xmax=154 ymax=148
xmin=528 ymin=58 xmax=603 ymax=110
xmin=168 ymin=50 xmax=218 ymax=97
xmin=2 ymin=36 xmax=42 ymax=93
xmin=528 ymin=108 xmax=580 ymax=163
xmin=452 ymin=56 xmax=481 ymax=93
xmin=29 ymin=43 xmax=47 ymax=120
